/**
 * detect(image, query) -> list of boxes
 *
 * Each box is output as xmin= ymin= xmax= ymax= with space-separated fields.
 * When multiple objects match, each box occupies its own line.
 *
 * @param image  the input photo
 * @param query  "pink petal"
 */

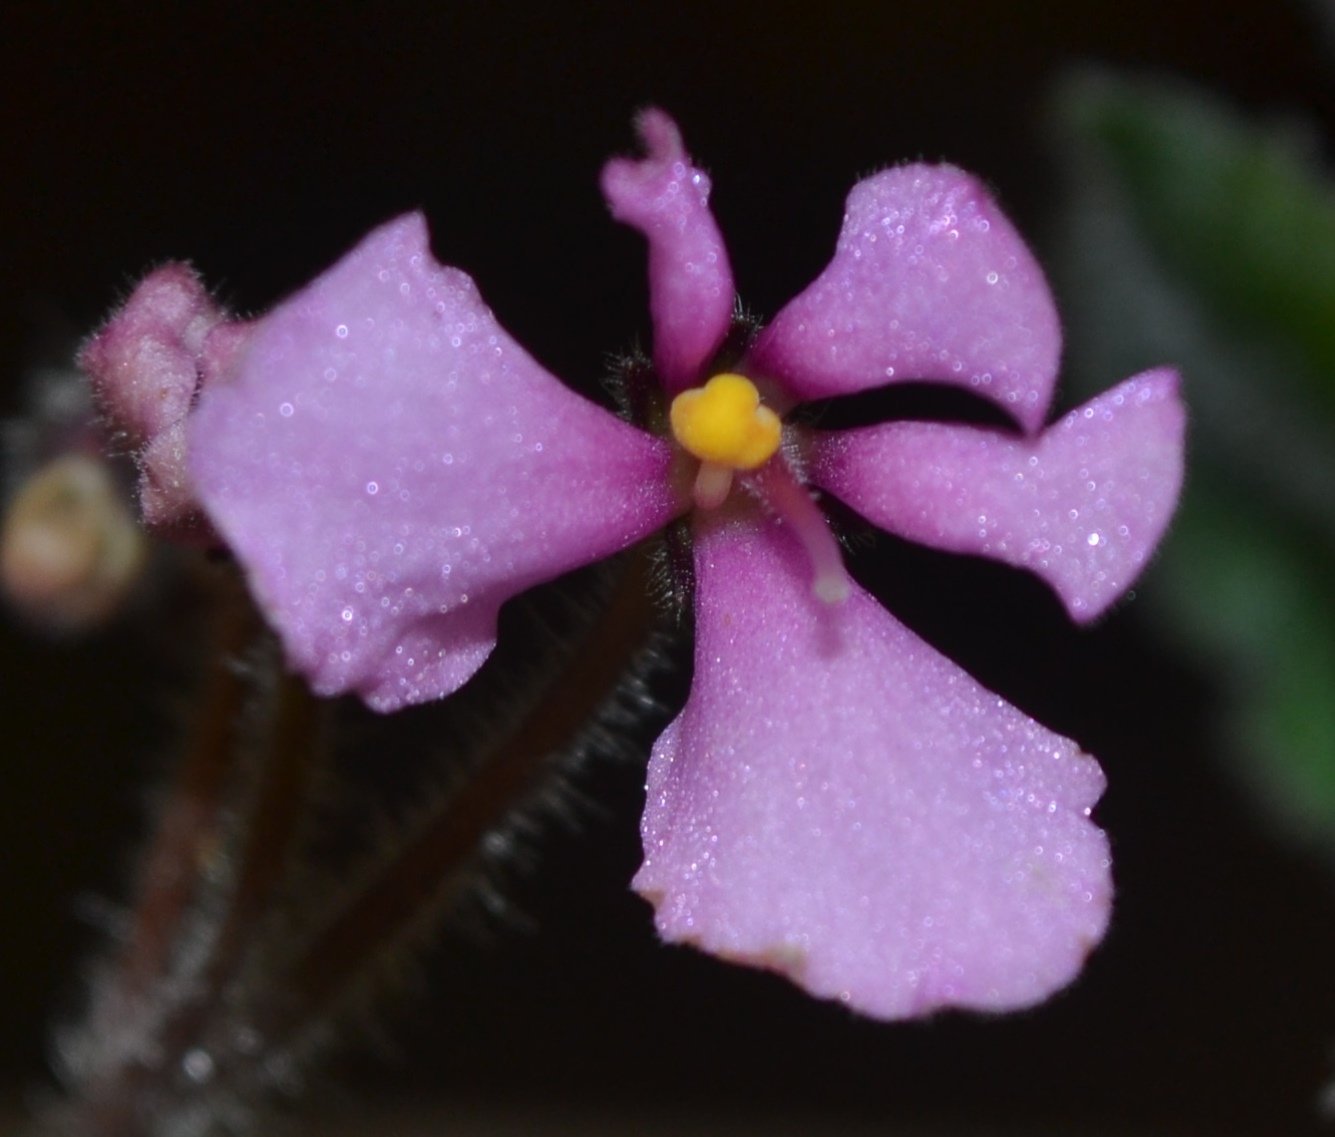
xmin=813 ymin=369 xmax=1185 ymax=623
xmin=190 ymin=213 xmax=682 ymax=712
xmin=746 ymin=165 xmax=1061 ymax=433
xmin=601 ymin=109 xmax=735 ymax=392
xmin=635 ymin=511 xmax=1111 ymax=1019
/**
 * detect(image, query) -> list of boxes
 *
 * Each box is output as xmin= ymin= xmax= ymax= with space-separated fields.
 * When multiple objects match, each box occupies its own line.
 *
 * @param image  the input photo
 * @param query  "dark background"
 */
xmin=3 ymin=3 xmax=1333 ymax=1134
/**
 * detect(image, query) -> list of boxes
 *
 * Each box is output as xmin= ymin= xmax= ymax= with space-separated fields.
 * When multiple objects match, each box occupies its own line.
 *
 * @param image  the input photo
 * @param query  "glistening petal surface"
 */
xmin=635 ymin=512 xmax=1111 ymax=1019
xmin=601 ymin=108 xmax=735 ymax=392
xmin=747 ymin=165 xmax=1061 ymax=433
xmin=813 ymin=369 xmax=1185 ymax=622
xmin=190 ymin=213 xmax=680 ymax=711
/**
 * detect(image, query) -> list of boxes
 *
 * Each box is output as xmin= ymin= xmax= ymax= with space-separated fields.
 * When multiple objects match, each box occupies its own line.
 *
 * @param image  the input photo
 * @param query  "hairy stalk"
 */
xmin=43 ymin=547 xmax=665 ymax=1137
xmin=203 ymin=670 xmax=324 ymax=988
xmin=103 ymin=572 xmax=259 ymax=1007
xmin=48 ymin=568 xmax=324 ymax=1137
xmin=253 ymin=547 xmax=659 ymax=1050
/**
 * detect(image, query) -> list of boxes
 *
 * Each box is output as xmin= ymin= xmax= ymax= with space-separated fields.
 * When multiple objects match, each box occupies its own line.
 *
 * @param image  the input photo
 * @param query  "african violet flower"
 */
xmin=108 ymin=111 xmax=1184 ymax=1018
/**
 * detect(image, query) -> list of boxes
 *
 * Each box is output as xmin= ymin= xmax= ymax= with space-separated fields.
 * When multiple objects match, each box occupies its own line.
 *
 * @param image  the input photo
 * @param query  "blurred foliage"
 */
xmin=1050 ymin=70 xmax=1335 ymax=854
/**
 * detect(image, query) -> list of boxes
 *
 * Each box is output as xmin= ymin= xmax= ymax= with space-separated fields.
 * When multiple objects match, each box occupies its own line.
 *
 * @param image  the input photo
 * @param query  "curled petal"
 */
xmin=747 ymin=165 xmax=1061 ymax=433
xmin=80 ymin=264 xmax=227 ymax=446
xmin=139 ymin=420 xmax=195 ymax=531
xmin=636 ymin=511 xmax=1111 ymax=1019
xmin=191 ymin=213 xmax=682 ymax=711
xmin=813 ymin=369 xmax=1185 ymax=622
xmin=601 ymin=108 xmax=735 ymax=392
xmin=79 ymin=264 xmax=254 ymax=539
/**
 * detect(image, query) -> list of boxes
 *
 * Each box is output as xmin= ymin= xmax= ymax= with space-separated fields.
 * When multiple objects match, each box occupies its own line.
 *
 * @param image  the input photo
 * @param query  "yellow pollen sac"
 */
xmin=669 ymin=373 xmax=782 ymax=471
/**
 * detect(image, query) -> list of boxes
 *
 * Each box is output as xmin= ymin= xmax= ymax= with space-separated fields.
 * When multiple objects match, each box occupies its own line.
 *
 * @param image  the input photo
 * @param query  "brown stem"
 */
xmin=101 ymin=570 xmax=258 ymax=1011
xmin=204 ymin=671 xmax=323 ymax=984
xmin=147 ymin=670 xmax=325 ymax=1068
xmin=67 ymin=573 xmax=324 ymax=1137
xmin=259 ymin=549 xmax=658 ymax=1044
xmin=55 ymin=549 xmax=658 ymax=1135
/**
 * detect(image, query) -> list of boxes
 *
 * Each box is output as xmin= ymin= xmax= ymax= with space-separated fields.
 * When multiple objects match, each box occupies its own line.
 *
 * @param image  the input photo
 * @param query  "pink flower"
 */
xmin=169 ymin=111 xmax=1182 ymax=1018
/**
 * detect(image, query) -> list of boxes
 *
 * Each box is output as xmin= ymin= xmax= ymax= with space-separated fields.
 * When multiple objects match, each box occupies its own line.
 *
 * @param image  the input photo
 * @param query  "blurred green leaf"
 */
xmin=1049 ymin=71 xmax=1335 ymax=853
xmin=1162 ymin=483 xmax=1335 ymax=843
xmin=1062 ymin=77 xmax=1335 ymax=401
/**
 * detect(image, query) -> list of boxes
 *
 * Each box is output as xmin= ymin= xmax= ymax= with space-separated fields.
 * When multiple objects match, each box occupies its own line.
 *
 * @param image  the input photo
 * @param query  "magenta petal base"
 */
xmin=635 ymin=512 xmax=1112 ymax=1018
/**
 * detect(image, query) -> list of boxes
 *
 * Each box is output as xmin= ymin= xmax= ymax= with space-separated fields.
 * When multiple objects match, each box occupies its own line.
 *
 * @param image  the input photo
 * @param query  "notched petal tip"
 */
xmin=813 ymin=365 xmax=1187 ymax=625
xmin=601 ymin=113 xmax=735 ymax=392
xmin=600 ymin=108 xmax=690 ymax=218
xmin=633 ymin=106 xmax=685 ymax=164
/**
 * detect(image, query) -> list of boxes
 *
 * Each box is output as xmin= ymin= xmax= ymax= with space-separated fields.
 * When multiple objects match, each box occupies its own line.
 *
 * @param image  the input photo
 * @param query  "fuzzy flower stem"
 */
xmin=255 ymin=549 xmax=659 ymax=1046
xmin=59 ymin=571 xmax=326 ymax=1137
xmin=56 ymin=572 xmax=260 ymax=1137
xmin=204 ymin=671 xmax=324 ymax=982
xmin=100 ymin=571 xmax=259 ymax=1009
xmin=53 ymin=550 xmax=663 ymax=1137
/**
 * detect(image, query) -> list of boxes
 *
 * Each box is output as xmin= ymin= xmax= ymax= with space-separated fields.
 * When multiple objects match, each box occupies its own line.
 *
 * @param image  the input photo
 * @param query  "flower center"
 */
xmin=669 ymin=372 xmax=850 ymax=605
xmin=669 ymin=373 xmax=782 ymax=469
xmin=669 ymin=373 xmax=782 ymax=510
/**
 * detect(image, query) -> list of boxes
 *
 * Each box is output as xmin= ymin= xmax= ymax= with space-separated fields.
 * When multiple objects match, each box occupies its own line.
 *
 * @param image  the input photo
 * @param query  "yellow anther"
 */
xmin=669 ymin=374 xmax=782 ymax=471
